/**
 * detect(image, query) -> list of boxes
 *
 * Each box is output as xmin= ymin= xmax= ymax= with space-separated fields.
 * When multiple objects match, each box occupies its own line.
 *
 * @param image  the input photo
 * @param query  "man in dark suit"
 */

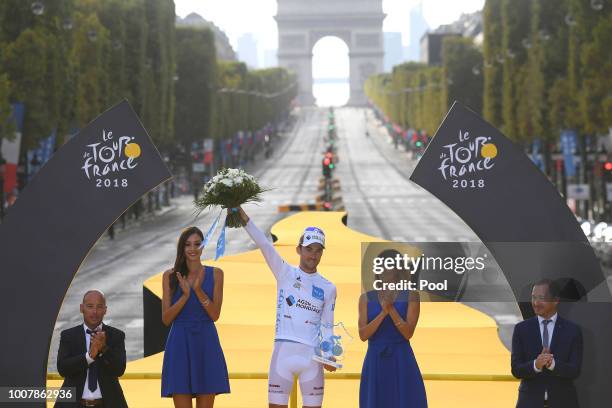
xmin=511 ymin=279 xmax=583 ymax=408
xmin=55 ymin=290 xmax=128 ymax=407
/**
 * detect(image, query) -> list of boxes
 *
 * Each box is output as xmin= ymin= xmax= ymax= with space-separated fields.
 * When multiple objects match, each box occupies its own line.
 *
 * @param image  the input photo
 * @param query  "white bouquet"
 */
xmin=195 ymin=168 xmax=266 ymax=228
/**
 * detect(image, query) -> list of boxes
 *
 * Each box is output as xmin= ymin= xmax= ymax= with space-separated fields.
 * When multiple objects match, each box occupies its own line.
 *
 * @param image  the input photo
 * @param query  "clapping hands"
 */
xmin=535 ymin=347 xmax=554 ymax=370
xmin=176 ymin=272 xmax=191 ymax=296
xmin=89 ymin=330 xmax=107 ymax=359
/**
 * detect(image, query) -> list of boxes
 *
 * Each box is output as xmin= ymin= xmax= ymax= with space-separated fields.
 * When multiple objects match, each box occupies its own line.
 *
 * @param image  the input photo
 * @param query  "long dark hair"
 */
xmin=170 ymin=227 xmax=204 ymax=292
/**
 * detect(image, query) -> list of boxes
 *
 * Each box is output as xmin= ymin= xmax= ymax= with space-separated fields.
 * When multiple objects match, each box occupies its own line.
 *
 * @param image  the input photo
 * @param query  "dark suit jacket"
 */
xmin=511 ymin=316 xmax=583 ymax=408
xmin=54 ymin=324 xmax=128 ymax=408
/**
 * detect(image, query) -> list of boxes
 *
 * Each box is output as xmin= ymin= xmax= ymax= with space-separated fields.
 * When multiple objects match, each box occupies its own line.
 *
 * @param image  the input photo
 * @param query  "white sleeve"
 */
xmin=533 ymin=360 xmax=542 ymax=373
xmin=244 ymin=219 xmax=290 ymax=281
xmin=321 ymin=285 xmax=337 ymax=340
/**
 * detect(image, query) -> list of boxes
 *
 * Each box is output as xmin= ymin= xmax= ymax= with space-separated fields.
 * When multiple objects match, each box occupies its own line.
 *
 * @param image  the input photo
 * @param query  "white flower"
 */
xmin=221 ymin=178 xmax=234 ymax=187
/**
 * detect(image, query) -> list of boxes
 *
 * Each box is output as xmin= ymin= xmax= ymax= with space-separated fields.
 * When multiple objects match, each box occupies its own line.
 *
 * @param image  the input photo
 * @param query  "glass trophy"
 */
xmin=312 ymin=322 xmax=351 ymax=369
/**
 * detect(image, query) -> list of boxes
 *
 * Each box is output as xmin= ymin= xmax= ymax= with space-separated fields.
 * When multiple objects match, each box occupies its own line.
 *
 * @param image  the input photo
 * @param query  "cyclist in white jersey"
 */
xmin=234 ymin=207 xmax=337 ymax=408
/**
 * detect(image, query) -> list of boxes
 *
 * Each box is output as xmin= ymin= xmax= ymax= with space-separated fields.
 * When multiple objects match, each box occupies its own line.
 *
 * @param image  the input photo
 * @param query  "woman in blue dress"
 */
xmin=161 ymin=227 xmax=230 ymax=408
xmin=359 ymin=249 xmax=427 ymax=407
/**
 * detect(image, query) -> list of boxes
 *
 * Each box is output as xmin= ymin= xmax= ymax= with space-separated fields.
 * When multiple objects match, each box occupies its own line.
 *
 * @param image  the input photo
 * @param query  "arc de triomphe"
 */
xmin=275 ymin=0 xmax=385 ymax=106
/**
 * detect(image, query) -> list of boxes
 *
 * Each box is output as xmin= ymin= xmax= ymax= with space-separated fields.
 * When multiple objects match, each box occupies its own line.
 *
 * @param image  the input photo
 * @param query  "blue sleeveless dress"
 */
xmin=359 ymin=291 xmax=427 ymax=407
xmin=161 ymin=266 xmax=230 ymax=397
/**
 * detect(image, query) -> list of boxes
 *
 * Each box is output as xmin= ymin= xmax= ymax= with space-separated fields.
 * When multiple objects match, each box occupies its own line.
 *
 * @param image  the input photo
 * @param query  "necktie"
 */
xmin=542 ymin=320 xmax=552 ymax=349
xmin=86 ymin=329 xmax=98 ymax=392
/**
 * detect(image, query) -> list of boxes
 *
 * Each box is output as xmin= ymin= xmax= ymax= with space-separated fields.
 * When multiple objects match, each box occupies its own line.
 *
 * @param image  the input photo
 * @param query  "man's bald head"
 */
xmin=81 ymin=290 xmax=107 ymax=329
xmin=82 ymin=289 xmax=106 ymax=305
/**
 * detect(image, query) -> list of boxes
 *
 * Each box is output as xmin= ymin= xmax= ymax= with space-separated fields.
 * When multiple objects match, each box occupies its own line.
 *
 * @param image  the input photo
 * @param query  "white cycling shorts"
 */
xmin=268 ymin=341 xmax=324 ymax=406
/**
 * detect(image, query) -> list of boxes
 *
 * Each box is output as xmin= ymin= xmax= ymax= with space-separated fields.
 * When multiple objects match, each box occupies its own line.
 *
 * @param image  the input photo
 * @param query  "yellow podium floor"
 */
xmin=49 ymin=212 xmax=519 ymax=407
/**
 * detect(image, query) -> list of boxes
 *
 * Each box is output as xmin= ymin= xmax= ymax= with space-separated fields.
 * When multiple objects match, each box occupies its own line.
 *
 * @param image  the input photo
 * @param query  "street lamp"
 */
xmin=87 ymin=30 xmax=98 ymax=42
xmin=62 ymin=18 xmax=73 ymax=31
xmin=31 ymin=2 xmax=44 ymax=16
xmin=538 ymin=30 xmax=551 ymax=42
xmin=521 ymin=38 xmax=532 ymax=49
xmin=591 ymin=0 xmax=604 ymax=11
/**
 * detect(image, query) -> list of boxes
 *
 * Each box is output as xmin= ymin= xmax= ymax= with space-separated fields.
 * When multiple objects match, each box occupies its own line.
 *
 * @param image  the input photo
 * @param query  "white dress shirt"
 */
xmin=82 ymin=323 xmax=103 ymax=399
xmin=533 ymin=313 xmax=557 ymax=400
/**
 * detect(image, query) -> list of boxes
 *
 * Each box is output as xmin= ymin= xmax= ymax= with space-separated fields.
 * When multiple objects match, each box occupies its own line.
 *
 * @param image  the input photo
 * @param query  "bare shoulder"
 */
xmin=163 ymin=268 xmax=174 ymax=280
xmin=213 ymin=267 xmax=224 ymax=279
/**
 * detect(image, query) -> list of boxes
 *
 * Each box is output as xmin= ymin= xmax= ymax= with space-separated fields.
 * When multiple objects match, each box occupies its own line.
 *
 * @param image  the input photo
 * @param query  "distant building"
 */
xmin=384 ymin=32 xmax=403 ymax=72
xmin=420 ymin=32 xmax=462 ymax=66
xmin=263 ymin=49 xmax=278 ymax=68
xmin=432 ymin=10 xmax=483 ymax=39
xmin=407 ymin=1 xmax=429 ymax=61
xmin=176 ymin=13 xmax=237 ymax=61
xmin=237 ymin=33 xmax=259 ymax=68
xmin=420 ymin=10 xmax=483 ymax=65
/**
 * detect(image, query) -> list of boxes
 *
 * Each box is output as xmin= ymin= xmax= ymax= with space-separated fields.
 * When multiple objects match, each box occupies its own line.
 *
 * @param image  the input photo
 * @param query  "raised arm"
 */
xmin=194 ymin=267 xmax=224 ymax=322
xmin=97 ymin=329 xmax=126 ymax=377
xmin=388 ymin=291 xmax=420 ymax=341
xmin=236 ymin=207 xmax=289 ymax=281
xmin=161 ymin=269 xmax=190 ymax=326
xmin=358 ymin=293 xmax=387 ymax=341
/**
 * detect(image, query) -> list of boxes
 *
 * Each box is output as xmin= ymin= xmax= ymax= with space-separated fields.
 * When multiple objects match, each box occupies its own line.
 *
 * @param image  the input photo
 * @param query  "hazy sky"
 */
xmin=174 ymin=0 xmax=484 ymax=82
xmin=174 ymin=0 xmax=485 ymax=50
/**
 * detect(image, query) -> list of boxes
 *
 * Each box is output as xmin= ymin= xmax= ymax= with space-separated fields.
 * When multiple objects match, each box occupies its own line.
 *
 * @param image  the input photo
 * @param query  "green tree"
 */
xmin=483 ymin=0 xmax=504 ymax=127
xmin=441 ymin=36 xmax=483 ymax=114
xmin=70 ymin=11 xmax=110 ymax=128
xmin=4 ymin=28 xmax=54 ymax=149
xmin=578 ymin=10 xmax=612 ymax=135
xmin=174 ymin=27 xmax=216 ymax=146
xmin=141 ymin=0 xmax=176 ymax=150
xmin=121 ymin=0 xmax=148 ymax=116
xmin=0 ymin=71 xmax=14 ymax=142
xmin=500 ymin=0 xmax=530 ymax=141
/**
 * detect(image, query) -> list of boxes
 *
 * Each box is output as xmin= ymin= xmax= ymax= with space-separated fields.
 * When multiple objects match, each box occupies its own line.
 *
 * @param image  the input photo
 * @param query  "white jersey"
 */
xmin=245 ymin=219 xmax=336 ymax=347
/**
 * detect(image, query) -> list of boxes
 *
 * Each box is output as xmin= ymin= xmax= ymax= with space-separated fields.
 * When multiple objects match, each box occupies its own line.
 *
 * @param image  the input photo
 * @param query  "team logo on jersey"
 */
xmin=293 ymin=281 xmax=302 ymax=290
xmin=296 ymin=299 xmax=321 ymax=313
xmin=312 ymin=285 xmax=324 ymax=301
xmin=286 ymin=295 xmax=295 ymax=306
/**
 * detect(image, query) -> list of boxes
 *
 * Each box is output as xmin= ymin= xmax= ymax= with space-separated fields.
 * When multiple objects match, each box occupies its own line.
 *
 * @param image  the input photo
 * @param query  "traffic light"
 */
xmin=322 ymin=157 xmax=333 ymax=178
xmin=325 ymin=151 xmax=334 ymax=164
xmin=605 ymin=162 xmax=612 ymax=171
